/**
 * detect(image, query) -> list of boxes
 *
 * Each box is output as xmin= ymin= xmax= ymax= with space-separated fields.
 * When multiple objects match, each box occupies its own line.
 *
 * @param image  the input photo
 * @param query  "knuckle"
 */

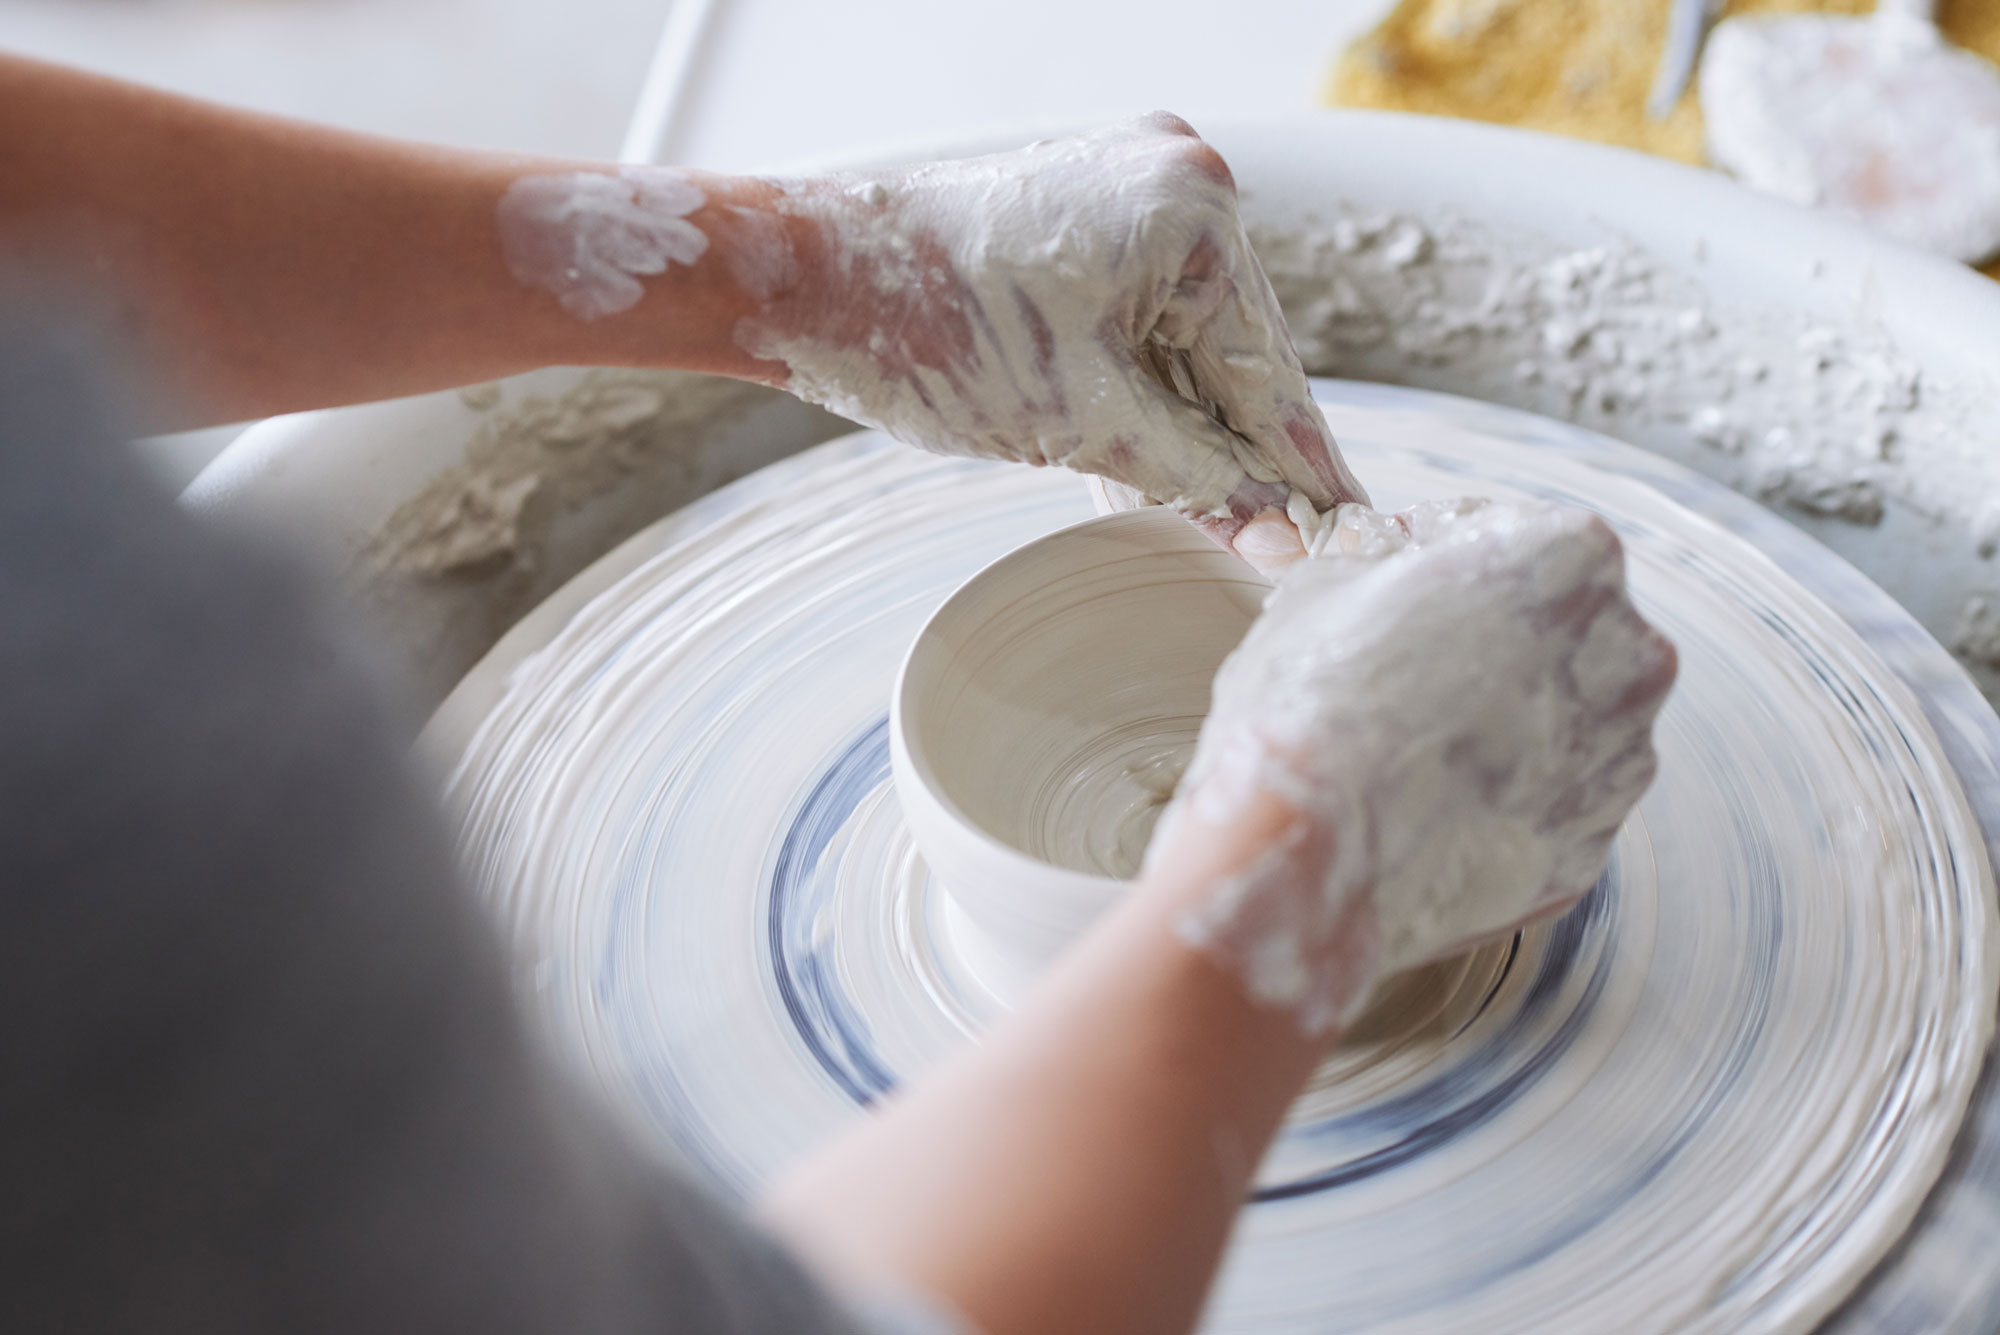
xmin=1127 ymin=125 xmax=1234 ymax=195
xmin=1173 ymin=140 xmax=1236 ymax=192
xmin=1552 ymin=508 xmax=1620 ymax=556
xmin=1135 ymin=109 xmax=1200 ymax=139
xmin=1643 ymin=630 xmax=1679 ymax=692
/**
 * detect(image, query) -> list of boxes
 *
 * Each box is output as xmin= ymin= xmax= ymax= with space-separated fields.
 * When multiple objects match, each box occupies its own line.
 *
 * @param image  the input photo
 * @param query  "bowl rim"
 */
xmin=888 ymin=504 xmax=1264 ymax=892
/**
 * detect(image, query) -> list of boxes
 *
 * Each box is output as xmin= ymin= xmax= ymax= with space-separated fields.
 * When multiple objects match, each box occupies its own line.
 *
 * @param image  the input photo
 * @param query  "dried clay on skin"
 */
xmin=733 ymin=126 xmax=1368 ymax=536
xmin=1163 ymin=499 xmax=1672 ymax=1035
xmin=498 ymin=167 xmax=709 ymax=320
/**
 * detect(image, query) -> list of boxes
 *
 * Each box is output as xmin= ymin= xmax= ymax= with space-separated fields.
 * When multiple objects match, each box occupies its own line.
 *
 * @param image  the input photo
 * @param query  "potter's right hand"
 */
xmin=1144 ymin=498 xmax=1677 ymax=1036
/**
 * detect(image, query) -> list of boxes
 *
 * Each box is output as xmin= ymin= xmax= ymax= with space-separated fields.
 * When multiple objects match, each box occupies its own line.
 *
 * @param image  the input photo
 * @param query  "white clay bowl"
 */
xmin=890 ymin=507 xmax=1267 ymax=986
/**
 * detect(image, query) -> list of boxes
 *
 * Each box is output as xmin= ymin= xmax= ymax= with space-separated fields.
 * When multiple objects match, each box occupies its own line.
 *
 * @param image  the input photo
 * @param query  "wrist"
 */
xmin=482 ymin=160 xmax=819 ymax=382
xmin=1133 ymin=753 xmax=1383 ymax=1043
xmin=731 ymin=170 xmax=929 ymax=393
xmin=1024 ymin=847 xmax=1331 ymax=1129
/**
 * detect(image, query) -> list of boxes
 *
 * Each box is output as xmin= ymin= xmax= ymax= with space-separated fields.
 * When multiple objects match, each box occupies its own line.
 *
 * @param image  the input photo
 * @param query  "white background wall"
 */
xmin=0 ymin=0 xmax=664 ymax=157
xmin=659 ymin=0 xmax=1394 ymax=171
xmin=0 ymin=0 xmax=1395 ymax=166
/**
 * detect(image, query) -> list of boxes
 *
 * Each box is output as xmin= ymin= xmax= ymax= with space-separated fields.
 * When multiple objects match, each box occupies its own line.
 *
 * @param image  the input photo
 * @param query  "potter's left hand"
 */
xmin=738 ymin=114 xmax=1368 ymax=565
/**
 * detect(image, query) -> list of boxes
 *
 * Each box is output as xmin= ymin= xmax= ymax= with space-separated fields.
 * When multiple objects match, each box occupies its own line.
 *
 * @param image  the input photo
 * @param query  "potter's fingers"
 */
xmin=1083 ymin=361 xmax=1291 ymax=536
xmin=1443 ymin=889 xmax=1592 ymax=960
xmin=1210 ymin=363 xmax=1366 ymax=517
xmin=1546 ymin=583 xmax=1677 ymax=722
xmin=1582 ymin=614 xmax=1678 ymax=725
xmin=1228 ymin=508 xmax=1308 ymax=572
xmin=1559 ymin=727 xmax=1662 ymax=825
xmin=1173 ymin=467 xmax=1300 ymax=566
xmin=1233 ymin=385 xmax=1366 ymax=516
xmin=1084 ymin=473 xmax=1149 ymax=516
xmin=1397 ymin=503 xmax=1622 ymax=612
xmin=1159 ymin=230 xmax=1369 ymax=514
xmin=1412 ymin=832 xmax=1627 ymax=966
xmin=1618 ymin=620 xmax=1680 ymax=717
xmin=1179 ymin=504 xmax=1307 ymax=575
xmin=1092 ymin=470 xmax=1303 ymax=575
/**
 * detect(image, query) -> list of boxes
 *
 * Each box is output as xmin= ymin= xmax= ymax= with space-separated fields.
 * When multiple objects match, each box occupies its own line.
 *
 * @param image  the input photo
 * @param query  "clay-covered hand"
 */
xmin=740 ymin=113 xmax=1368 ymax=556
xmin=1149 ymin=498 xmax=1677 ymax=1035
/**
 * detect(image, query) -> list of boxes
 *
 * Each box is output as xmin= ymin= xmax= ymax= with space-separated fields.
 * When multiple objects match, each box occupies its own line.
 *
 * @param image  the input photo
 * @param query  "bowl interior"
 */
xmin=899 ymin=508 xmax=1268 ymax=880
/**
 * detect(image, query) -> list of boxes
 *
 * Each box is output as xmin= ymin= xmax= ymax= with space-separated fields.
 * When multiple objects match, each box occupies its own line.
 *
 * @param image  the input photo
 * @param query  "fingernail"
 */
xmin=1232 ymin=511 xmax=1305 ymax=572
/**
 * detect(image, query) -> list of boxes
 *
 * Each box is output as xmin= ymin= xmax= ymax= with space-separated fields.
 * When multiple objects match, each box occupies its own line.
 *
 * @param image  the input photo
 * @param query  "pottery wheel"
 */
xmin=425 ymin=381 xmax=2000 ymax=1333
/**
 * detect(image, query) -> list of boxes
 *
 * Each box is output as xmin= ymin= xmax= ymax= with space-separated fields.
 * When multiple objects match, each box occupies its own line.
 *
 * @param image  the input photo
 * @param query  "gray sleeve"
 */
xmin=0 ymin=317 xmax=928 ymax=1335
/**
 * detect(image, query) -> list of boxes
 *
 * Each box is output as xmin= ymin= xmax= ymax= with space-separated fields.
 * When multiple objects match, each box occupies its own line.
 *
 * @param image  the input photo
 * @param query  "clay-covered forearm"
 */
xmin=759 ymin=792 xmax=1327 ymax=1335
xmin=0 ymin=64 xmax=1361 ymax=554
